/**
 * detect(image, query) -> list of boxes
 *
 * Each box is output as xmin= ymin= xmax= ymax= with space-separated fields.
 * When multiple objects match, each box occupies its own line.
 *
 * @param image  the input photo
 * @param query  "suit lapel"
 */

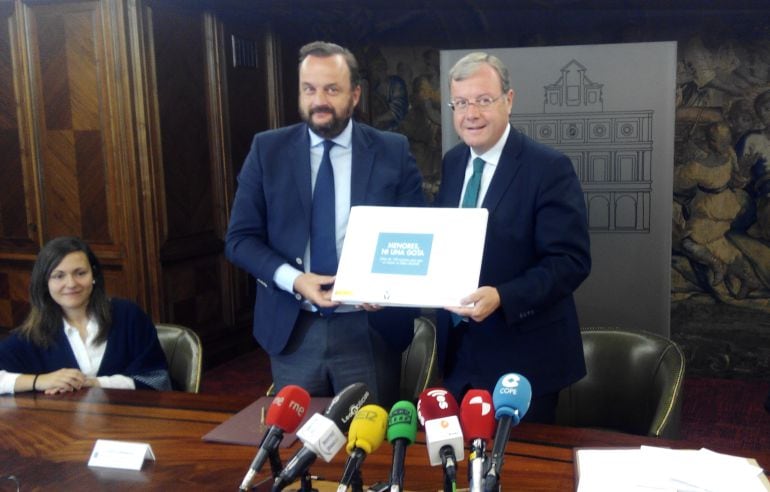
xmin=443 ymin=148 xmax=470 ymax=207
xmin=350 ymin=122 xmax=375 ymax=206
xmin=289 ymin=125 xmax=313 ymax=222
xmin=481 ymin=129 xmax=524 ymax=213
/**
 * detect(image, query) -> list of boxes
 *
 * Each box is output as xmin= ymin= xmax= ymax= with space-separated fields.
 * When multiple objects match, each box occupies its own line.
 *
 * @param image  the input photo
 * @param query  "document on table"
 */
xmin=331 ymin=206 xmax=488 ymax=308
xmin=574 ymin=446 xmax=769 ymax=492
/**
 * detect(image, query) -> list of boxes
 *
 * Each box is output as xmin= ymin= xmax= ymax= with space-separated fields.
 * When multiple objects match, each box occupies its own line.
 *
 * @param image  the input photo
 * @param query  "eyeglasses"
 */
xmin=448 ymin=94 xmax=506 ymax=112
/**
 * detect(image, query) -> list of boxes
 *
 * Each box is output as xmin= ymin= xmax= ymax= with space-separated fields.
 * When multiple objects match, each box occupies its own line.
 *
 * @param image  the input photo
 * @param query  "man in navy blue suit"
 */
xmin=225 ymin=41 xmax=425 ymax=407
xmin=435 ymin=52 xmax=591 ymax=423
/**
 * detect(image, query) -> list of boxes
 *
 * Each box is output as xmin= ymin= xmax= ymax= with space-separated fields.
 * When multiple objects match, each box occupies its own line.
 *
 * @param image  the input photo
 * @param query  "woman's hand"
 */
xmin=84 ymin=377 xmax=100 ymax=388
xmin=36 ymin=368 xmax=88 ymax=395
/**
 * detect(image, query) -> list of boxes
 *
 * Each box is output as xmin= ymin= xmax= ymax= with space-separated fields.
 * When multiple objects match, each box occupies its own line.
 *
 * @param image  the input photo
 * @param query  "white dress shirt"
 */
xmin=458 ymin=123 xmax=511 ymax=207
xmin=273 ymin=120 xmax=359 ymax=312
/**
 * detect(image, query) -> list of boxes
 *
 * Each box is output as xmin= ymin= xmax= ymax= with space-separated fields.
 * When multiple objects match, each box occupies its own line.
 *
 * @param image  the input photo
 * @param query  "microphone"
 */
xmin=417 ymin=388 xmax=464 ymax=492
xmin=238 ymin=385 xmax=310 ymax=491
xmin=385 ymin=400 xmax=417 ymax=492
xmin=272 ymin=382 xmax=371 ymax=491
xmin=483 ymin=373 xmax=532 ymax=492
xmin=460 ymin=389 xmax=495 ymax=492
xmin=336 ymin=404 xmax=387 ymax=492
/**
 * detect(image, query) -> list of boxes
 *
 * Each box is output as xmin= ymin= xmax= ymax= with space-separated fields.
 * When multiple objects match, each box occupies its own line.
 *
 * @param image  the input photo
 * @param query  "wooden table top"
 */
xmin=1 ymin=388 xmax=767 ymax=491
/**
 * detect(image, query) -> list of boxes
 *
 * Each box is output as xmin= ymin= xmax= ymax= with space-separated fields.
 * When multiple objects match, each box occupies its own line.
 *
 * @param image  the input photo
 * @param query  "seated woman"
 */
xmin=0 ymin=236 xmax=171 ymax=394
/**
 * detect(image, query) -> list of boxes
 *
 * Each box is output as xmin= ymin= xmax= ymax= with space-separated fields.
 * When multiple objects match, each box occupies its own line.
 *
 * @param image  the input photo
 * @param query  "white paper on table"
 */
xmin=575 ymin=447 xmax=677 ymax=492
xmin=575 ymin=446 xmax=769 ymax=492
xmin=666 ymin=447 xmax=767 ymax=492
xmin=332 ymin=206 xmax=488 ymax=307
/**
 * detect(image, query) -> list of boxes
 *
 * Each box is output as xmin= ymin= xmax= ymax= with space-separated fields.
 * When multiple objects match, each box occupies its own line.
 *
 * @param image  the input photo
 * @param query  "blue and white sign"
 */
xmin=372 ymin=233 xmax=433 ymax=275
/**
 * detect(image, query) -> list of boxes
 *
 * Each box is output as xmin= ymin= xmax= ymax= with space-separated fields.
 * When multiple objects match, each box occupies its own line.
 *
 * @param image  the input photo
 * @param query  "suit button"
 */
xmin=294 ymin=293 xmax=302 ymax=300
xmin=295 ymin=257 xmax=303 ymax=265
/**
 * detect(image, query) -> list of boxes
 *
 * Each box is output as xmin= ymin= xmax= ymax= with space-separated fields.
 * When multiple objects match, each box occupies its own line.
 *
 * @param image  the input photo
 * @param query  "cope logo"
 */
xmin=502 ymin=374 xmax=520 ymax=388
xmin=498 ymin=373 xmax=522 ymax=395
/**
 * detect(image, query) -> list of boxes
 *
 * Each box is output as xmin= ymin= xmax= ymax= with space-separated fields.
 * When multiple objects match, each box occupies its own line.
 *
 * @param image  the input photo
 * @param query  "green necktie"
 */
xmin=452 ymin=157 xmax=485 ymax=327
xmin=461 ymin=157 xmax=485 ymax=208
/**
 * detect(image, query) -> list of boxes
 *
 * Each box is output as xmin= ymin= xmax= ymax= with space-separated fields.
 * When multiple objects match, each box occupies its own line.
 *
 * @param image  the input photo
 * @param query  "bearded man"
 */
xmin=225 ymin=41 xmax=425 ymax=407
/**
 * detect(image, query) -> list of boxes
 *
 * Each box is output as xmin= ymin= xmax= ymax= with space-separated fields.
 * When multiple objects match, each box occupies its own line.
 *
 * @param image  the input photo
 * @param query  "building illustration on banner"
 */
xmin=510 ymin=60 xmax=653 ymax=234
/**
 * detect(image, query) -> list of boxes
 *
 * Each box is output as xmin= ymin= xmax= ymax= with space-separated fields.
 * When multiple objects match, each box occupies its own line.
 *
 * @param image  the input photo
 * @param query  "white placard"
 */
xmin=332 ymin=206 xmax=488 ymax=307
xmin=88 ymin=439 xmax=156 ymax=471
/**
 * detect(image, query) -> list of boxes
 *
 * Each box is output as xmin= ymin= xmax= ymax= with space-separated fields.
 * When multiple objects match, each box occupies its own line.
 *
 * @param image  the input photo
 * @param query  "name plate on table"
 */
xmin=88 ymin=439 xmax=155 ymax=470
xmin=332 ymin=206 xmax=488 ymax=307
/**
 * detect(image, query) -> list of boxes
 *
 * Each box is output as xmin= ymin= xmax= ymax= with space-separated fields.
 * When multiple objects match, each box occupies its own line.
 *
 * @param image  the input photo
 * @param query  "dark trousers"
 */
xmin=270 ymin=310 xmax=401 ymax=408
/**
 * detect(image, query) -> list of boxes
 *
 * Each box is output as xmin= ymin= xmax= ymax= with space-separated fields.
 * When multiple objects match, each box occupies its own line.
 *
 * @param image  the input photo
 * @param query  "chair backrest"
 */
xmin=555 ymin=327 xmax=685 ymax=439
xmin=155 ymin=323 xmax=203 ymax=393
xmin=400 ymin=316 xmax=438 ymax=402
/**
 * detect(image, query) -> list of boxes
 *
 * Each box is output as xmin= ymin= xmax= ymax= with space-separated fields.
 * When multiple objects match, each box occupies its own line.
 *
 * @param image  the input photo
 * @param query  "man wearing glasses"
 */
xmin=434 ymin=52 xmax=591 ymax=423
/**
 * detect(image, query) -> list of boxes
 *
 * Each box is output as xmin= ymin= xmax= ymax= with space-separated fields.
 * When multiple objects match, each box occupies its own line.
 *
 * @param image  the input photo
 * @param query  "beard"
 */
xmin=301 ymin=100 xmax=355 ymax=139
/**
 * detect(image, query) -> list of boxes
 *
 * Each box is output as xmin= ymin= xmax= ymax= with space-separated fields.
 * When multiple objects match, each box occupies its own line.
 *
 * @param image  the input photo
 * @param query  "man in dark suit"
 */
xmin=225 ymin=41 xmax=424 ymax=406
xmin=435 ymin=52 xmax=591 ymax=423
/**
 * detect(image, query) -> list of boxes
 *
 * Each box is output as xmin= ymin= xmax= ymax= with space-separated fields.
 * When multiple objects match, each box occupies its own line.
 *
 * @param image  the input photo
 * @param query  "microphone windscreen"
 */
xmin=417 ymin=387 xmax=460 ymax=426
xmin=386 ymin=400 xmax=417 ymax=445
xmin=345 ymin=404 xmax=387 ymax=454
xmin=266 ymin=385 xmax=311 ymax=432
xmin=492 ymin=373 xmax=532 ymax=421
xmin=460 ymin=389 xmax=495 ymax=441
xmin=324 ymin=382 xmax=372 ymax=432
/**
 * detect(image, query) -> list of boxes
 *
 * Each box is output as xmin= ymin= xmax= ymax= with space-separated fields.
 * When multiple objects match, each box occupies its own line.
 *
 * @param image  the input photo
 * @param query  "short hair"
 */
xmin=448 ymin=52 xmax=511 ymax=93
xmin=19 ymin=236 xmax=112 ymax=348
xmin=299 ymin=41 xmax=361 ymax=88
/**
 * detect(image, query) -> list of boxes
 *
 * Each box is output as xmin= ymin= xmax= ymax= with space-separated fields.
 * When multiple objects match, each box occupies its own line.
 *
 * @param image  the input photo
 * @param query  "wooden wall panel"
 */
xmin=37 ymin=12 xmax=72 ymax=130
xmin=150 ymin=6 xmax=216 ymax=247
xmin=140 ymin=2 xmax=244 ymax=358
xmin=75 ymin=130 xmax=109 ymax=240
xmin=163 ymin=258 xmax=225 ymax=329
xmin=0 ymin=269 xmax=31 ymax=330
xmin=0 ymin=3 xmax=37 ymax=253
xmin=30 ymin=3 xmax=114 ymax=245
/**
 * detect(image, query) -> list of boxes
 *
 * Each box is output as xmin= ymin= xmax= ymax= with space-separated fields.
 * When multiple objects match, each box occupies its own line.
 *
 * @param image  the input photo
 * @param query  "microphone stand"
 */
xmin=298 ymin=471 xmax=319 ymax=492
xmin=439 ymin=446 xmax=457 ymax=492
xmin=268 ymin=449 xmax=283 ymax=478
xmin=350 ymin=469 xmax=364 ymax=492
xmin=468 ymin=438 xmax=487 ymax=492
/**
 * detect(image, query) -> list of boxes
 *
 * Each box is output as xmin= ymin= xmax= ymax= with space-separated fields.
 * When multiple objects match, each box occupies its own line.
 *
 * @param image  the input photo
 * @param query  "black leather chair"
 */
xmin=399 ymin=316 xmax=437 ymax=402
xmin=156 ymin=323 xmax=203 ymax=393
xmin=555 ymin=326 xmax=685 ymax=439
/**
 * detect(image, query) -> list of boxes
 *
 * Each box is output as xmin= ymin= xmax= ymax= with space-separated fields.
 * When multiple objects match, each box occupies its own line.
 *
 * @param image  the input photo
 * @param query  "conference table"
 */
xmin=1 ymin=389 xmax=768 ymax=491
